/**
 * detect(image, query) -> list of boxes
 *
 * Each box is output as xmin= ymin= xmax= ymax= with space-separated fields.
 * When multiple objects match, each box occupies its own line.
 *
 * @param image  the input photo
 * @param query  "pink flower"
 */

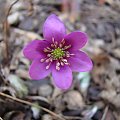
xmin=23 ymin=14 xmax=93 ymax=90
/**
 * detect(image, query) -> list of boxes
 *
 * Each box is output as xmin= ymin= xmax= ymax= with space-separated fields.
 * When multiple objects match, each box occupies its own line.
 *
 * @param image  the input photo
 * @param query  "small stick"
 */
xmin=3 ymin=0 xmax=19 ymax=65
xmin=0 ymin=92 xmax=65 ymax=120
xmin=64 ymin=116 xmax=82 ymax=120
xmin=28 ymin=0 xmax=34 ymax=16
xmin=3 ymin=18 xmax=9 ymax=64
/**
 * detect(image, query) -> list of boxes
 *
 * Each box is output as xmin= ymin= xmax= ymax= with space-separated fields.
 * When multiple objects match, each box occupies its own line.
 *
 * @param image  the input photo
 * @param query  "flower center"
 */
xmin=51 ymin=48 xmax=65 ymax=59
xmin=41 ymin=38 xmax=74 ymax=70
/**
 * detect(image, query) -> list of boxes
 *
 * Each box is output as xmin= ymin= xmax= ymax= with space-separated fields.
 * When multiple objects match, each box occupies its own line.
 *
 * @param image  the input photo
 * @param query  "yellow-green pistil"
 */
xmin=51 ymin=48 xmax=65 ymax=59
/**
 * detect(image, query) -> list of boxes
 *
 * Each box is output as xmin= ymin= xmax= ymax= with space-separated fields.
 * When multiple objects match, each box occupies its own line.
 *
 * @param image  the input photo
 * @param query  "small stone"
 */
xmin=63 ymin=90 xmax=85 ymax=109
xmin=3 ymin=111 xmax=25 ymax=120
xmin=8 ymin=12 xmax=20 ymax=25
xmin=88 ymin=86 xmax=101 ymax=101
xmin=38 ymin=84 xmax=53 ymax=97
xmin=19 ymin=17 xmax=39 ymax=31
xmin=31 ymin=103 xmax=40 ymax=119
xmin=94 ymin=101 xmax=105 ymax=109
xmin=96 ymin=24 xmax=106 ymax=37
xmin=16 ymin=69 xmax=30 ymax=80
xmin=19 ymin=57 xmax=30 ymax=66
xmin=42 ymin=114 xmax=53 ymax=120
xmin=112 ymin=48 xmax=120 ymax=58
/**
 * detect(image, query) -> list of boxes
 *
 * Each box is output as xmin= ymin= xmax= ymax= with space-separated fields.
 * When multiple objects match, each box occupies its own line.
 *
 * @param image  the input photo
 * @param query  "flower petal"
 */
xmin=43 ymin=14 xmax=66 ymax=42
xmin=52 ymin=66 xmax=72 ymax=90
xmin=23 ymin=40 xmax=48 ymax=60
xmin=68 ymin=51 xmax=93 ymax=72
xmin=29 ymin=59 xmax=51 ymax=80
xmin=64 ymin=31 xmax=88 ymax=50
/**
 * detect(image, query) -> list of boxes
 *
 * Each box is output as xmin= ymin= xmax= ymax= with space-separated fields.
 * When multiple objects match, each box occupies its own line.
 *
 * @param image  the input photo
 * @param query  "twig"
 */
xmin=101 ymin=106 xmax=109 ymax=120
xmin=6 ymin=0 xmax=19 ymax=18
xmin=0 ymin=92 xmax=65 ymax=120
xmin=28 ymin=0 xmax=34 ymax=16
xmin=27 ymin=95 xmax=50 ymax=104
xmin=64 ymin=115 xmax=83 ymax=120
xmin=3 ymin=18 xmax=9 ymax=65
xmin=3 ymin=0 xmax=19 ymax=65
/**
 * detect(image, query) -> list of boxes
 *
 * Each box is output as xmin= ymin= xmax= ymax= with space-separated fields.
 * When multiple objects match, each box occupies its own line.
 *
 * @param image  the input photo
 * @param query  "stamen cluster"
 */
xmin=40 ymin=38 xmax=73 ymax=70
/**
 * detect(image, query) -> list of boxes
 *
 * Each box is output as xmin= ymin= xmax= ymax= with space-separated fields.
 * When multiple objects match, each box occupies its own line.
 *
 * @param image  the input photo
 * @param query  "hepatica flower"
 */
xmin=23 ymin=14 xmax=93 ymax=90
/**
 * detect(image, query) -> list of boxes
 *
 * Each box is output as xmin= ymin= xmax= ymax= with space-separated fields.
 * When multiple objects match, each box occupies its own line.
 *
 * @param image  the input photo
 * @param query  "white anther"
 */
xmin=66 ymin=54 xmax=70 ymax=57
xmin=56 ymin=62 xmax=60 ymax=66
xmin=65 ymin=62 xmax=69 ymax=65
xmin=55 ymin=41 xmax=58 ymax=45
xmin=59 ymin=44 xmax=62 ymax=48
xmin=44 ymin=48 xmax=48 ymax=52
xmin=49 ymin=58 xmax=53 ymax=62
xmin=56 ymin=66 xmax=60 ymax=70
xmin=44 ymin=48 xmax=52 ymax=52
xmin=70 ymin=53 xmax=75 ymax=56
xmin=52 ymin=37 xmax=55 ymax=43
xmin=60 ymin=62 xmax=64 ymax=66
xmin=47 ymin=54 xmax=51 ymax=57
xmin=47 ymin=47 xmax=51 ymax=50
xmin=46 ymin=62 xmax=52 ymax=70
xmin=63 ymin=45 xmax=71 ymax=50
xmin=40 ymin=59 xmax=45 ymax=62
xmin=46 ymin=65 xmax=49 ymax=69
xmin=55 ymin=61 xmax=60 ymax=70
xmin=61 ymin=39 xmax=65 ymax=45
xmin=46 ymin=59 xmax=50 ymax=63
xmin=51 ymin=44 xmax=54 ymax=47
xmin=66 ymin=52 xmax=74 ymax=57
xmin=63 ymin=59 xmax=68 ymax=63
